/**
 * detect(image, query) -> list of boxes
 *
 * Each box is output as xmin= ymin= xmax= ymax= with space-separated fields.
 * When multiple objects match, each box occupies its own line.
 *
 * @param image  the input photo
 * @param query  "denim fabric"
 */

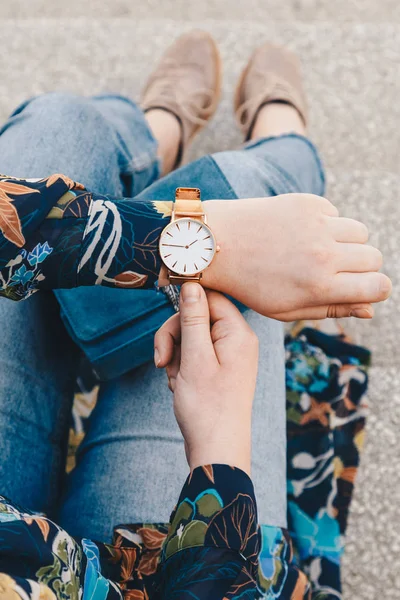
xmin=212 ymin=134 xmax=325 ymax=198
xmin=0 ymin=93 xmax=324 ymax=541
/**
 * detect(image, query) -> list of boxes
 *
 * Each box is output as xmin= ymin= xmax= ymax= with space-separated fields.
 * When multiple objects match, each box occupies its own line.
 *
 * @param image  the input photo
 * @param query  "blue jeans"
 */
xmin=0 ymin=93 xmax=324 ymax=542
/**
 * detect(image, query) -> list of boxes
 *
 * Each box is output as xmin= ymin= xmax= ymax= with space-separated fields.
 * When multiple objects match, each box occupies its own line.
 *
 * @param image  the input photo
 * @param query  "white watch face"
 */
xmin=159 ymin=218 xmax=216 ymax=276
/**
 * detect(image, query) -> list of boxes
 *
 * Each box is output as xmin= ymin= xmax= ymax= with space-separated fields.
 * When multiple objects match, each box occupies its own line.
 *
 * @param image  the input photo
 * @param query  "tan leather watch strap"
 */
xmin=158 ymin=187 xmax=204 ymax=287
xmin=173 ymin=187 xmax=203 ymax=221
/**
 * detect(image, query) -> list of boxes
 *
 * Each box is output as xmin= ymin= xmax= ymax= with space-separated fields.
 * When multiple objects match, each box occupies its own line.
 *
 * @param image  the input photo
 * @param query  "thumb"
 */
xmin=180 ymin=283 xmax=216 ymax=371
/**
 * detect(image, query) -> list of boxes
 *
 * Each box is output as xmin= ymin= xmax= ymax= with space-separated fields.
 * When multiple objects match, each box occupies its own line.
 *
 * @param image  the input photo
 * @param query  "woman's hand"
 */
xmin=154 ymin=283 xmax=258 ymax=475
xmin=202 ymin=194 xmax=391 ymax=321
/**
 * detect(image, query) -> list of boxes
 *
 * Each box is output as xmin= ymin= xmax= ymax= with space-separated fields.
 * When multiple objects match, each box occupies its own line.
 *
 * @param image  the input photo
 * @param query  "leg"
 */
xmin=0 ymin=292 xmax=79 ymax=514
xmin=0 ymin=91 xmax=160 ymax=512
xmin=212 ymin=100 xmax=324 ymax=199
xmin=145 ymin=109 xmax=181 ymax=175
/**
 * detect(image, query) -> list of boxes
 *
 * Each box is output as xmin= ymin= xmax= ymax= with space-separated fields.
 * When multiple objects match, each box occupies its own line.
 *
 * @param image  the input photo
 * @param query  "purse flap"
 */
xmin=55 ymin=286 xmax=169 ymax=342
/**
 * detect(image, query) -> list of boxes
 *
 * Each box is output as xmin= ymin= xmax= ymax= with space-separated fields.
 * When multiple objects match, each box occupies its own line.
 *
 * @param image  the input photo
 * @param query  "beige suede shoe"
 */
xmin=141 ymin=30 xmax=221 ymax=167
xmin=234 ymin=42 xmax=308 ymax=140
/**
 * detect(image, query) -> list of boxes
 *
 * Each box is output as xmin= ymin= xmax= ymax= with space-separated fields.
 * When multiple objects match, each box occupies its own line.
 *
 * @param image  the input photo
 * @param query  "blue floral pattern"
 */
xmin=27 ymin=241 xmax=53 ymax=266
xmin=0 ymin=242 xmax=53 ymax=300
xmin=286 ymin=325 xmax=370 ymax=598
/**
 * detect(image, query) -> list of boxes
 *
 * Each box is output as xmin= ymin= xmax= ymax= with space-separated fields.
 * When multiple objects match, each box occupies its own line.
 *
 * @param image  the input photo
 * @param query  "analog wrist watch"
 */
xmin=158 ymin=187 xmax=219 ymax=287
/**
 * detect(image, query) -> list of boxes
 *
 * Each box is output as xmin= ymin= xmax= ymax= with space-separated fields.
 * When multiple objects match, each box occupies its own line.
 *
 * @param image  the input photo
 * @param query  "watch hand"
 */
xmin=162 ymin=244 xmax=186 ymax=248
xmin=188 ymin=239 xmax=198 ymax=247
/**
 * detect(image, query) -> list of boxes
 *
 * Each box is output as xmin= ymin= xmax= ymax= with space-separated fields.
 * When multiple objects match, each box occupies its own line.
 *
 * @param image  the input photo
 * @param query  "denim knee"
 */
xmin=22 ymin=92 xmax=113 ymax=146
xmin=0 ymin=92 xmax=126 ymax=192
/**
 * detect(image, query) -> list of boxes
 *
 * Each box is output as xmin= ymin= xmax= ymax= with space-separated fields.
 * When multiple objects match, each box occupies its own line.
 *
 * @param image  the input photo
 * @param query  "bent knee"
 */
xmin=29 ymin=92 xmax=90 ymax=120
xmin=25 ymin=93 xmax=110 ymax=140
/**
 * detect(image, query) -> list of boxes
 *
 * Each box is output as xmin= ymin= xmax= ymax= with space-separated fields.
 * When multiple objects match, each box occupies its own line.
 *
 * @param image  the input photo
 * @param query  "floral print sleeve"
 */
xmin=157 ymin=465 xmax=260 ymax=598
xmin=0 ymin=173 xmax=172 ymax=300
xmin=156 ymin=465 xmax=308 ymax=599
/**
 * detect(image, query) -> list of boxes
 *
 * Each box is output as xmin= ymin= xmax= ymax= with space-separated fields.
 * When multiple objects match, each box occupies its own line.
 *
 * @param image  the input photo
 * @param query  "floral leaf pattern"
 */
xmin=0 ymin=242 xmax=53 ymax=300
xmin=206 ymin=494 xmax=259 ymax=562
xmin=44 ymin=173 xmax=85 ymax=190
xmin=27 ymin=242 xmax=53 ymax=266
xmin=152 ymin=201 xmax=173 ymax=218
xmin=139 ymin=552 xmax=159 ymax=577
xmin=0 ymin=190 xmax=25 ymax=247
xmin=113 ymin=271 xmax=148 ymax=288
xmin=0 ymin=181 xmax=40 ymax=196
xmin=9 ymin=264 xmax=34 ymax=285
xmin=24 ymin=515 xmax=51 ymax=542
xmin=201 ymin=464 xmax=214 ymax=483
xmin=137 ymin=527 xmax=166 ymax=551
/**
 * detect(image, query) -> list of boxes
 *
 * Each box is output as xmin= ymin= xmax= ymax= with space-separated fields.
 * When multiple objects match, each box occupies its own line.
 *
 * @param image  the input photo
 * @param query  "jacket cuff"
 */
xmin=162 ymin=464 xmax=259 ymax=565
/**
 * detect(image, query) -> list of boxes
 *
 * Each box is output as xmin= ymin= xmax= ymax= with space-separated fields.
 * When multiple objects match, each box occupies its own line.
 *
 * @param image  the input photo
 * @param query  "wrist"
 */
xmin=189 ymin=452 xmax=251 ymax=477
xmin=187 ymin=435 xmax=252 ymax=476
xmin=201 ymin=200 xmax=233 ymax=293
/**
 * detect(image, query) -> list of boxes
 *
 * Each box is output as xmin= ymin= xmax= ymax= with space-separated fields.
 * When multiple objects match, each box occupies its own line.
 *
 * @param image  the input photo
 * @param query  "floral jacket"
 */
xmin=0 ymin=174 xmax=370 ymax=599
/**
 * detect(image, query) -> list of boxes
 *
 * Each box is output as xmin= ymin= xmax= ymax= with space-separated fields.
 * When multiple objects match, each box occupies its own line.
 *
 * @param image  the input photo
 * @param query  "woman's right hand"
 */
xmin=154 ymin=283 xmax=258 ymax=475
xmin=202 ymin=194 xmax=391 ymax=321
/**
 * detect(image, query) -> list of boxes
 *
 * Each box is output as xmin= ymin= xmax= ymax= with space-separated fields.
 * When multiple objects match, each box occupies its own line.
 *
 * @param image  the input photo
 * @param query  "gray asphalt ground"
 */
xmin=1 ymin=2 xmax=399 ymax=597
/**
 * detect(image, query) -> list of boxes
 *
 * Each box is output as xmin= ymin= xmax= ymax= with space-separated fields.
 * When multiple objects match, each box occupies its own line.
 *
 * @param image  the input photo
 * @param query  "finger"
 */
xmin=154 ymin=312 xmax=181 ymax=368
xmin=328 ymin=217 xmax=369 ymax=243
xmin=327 ymin=272 xmax=392 ymax=304
xmin=180 ymin=282 xmax=216 ymax=368
xmin=205 ymin=290 xmax=256 ymax=364
xmin=166 ymin=345 xmax=181 ymax=388
xmin=336 ymin=243 xmax=383 ymax=273
xmin=271 ymin=303 xmax=374 ymax=322
xmin=313 ymin=195 xmax=339 ymax=217
xmin=206 ymin=289 xmax=244 ymax=329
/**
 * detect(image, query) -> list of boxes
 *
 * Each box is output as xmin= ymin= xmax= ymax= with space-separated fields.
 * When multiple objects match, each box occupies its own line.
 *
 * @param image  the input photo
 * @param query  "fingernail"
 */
xmin=154 ymin=347 xmax=160 ymax=367
xmin=181 ymin=283 xmax=200 ymax=304
xmin=380 ymin=276 xmax=392 ymax=297
xmin=350 ymin=308 xmax=372 ymax=319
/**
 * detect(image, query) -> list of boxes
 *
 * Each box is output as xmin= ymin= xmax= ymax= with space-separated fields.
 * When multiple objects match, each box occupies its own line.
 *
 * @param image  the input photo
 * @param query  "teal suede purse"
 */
xmin=56 ymin=286 xmax=175 ymax=381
